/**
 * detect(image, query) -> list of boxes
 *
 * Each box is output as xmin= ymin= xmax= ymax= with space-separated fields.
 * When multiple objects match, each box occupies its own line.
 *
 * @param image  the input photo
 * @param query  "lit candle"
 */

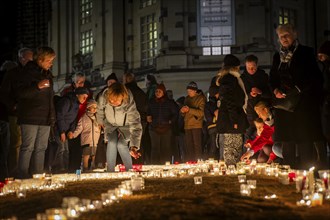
xmin=308 ymin=167 xmax=315 ymax=193
xmin=301 ymin=171 xmax=307 ymax=191
xmin=311 ymin=193 xmax=323 ymax=207
xmin=323 ymin=172 xmax=328 ymax=189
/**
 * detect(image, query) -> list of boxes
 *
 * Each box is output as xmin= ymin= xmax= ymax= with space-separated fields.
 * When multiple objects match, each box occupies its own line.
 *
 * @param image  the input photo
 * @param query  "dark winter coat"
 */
xmin=269 ymin=44 xmax=324 ymax=142
xmin=0 ymin=64 xmax=24 ymax=116
xmin=55 ymin=92 xmax=80 ymax=134
xmin=241 ymin=68 xmax=272 ymax=125
xmin=16 ymin=61 xmax=55 ymax=126
xmin=204 ymin=97 xmax=218 ymax=129
xmin=216 ymin=72 xmax=248 ymax=134
xmin=147 ymin=96 xmax=178 ymax=132
xmin=125 ymin=81 xmax=148 ymax=123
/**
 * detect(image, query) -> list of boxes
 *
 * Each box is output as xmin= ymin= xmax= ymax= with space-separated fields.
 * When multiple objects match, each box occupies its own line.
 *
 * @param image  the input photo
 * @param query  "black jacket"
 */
xmin=125 ymin=81 xmax=148 ymax=123
xmin=16 ymin=61 xmax=55 ymax=126
xmin=216 ymin=73 xmax=248 ymax=134
xmin=241 ymin=68 xmax=272 ymax=124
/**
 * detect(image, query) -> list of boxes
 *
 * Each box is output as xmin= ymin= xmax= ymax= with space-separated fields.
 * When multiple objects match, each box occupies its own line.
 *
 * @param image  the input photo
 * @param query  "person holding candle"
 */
xmin=240 ymin=117 xmax=276 ymax=164
xmin=96 ymin=82 xmax=142 ymax=172
xmin=269 ymin=24 xmax=325 ymax=169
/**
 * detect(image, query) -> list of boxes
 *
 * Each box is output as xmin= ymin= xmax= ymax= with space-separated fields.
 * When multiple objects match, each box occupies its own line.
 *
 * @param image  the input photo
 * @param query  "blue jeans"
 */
xmin=18 ymin=124 xmax=50 ymax=179
xmin=106 ymin=131 xmax=132 ymax=172
xmin=0 ymin=120 xmax=10 ymax=181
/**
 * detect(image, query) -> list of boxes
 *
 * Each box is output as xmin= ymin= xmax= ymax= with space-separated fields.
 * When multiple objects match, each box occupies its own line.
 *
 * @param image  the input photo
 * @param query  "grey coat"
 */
xmin=96 ymin=89 xmax=142 ymax=148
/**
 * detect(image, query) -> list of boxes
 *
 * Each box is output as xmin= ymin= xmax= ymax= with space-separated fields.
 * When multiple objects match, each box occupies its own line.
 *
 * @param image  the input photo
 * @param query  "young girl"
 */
xmin=69 ymin=99 xmax=100 ymax=171
xmin=240 ymin=118 xmax=276 ymax=164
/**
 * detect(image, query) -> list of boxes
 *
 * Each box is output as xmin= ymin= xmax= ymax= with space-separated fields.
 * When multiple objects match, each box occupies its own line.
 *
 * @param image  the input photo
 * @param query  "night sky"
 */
xmin=0 ymin=1 xmax=18 ymax=65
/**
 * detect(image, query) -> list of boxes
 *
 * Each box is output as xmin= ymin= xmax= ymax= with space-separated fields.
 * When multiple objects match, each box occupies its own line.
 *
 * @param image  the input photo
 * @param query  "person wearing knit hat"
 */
xmin=181 ymin=81 xmax=206 ymax=161
xmin=106 ymin=73 xmax=118 ymax=86
xmin=147 ymin=83 xmax=178 ymax=164
xmin=69 ymin=97 xmax=101 ymax=171
xmin=223 ymin=54 xmax=240 ymax=68
xmin=186 ymin=81 xmax=198 ymax=91
xmin=87 ymin=99 xmax=97 ymax=109
xmin=156 ymin=83 xmax=167 ymax=95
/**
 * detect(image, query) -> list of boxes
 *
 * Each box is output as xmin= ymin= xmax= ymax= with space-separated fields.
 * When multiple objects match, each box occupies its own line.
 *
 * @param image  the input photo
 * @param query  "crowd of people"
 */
xmin=0 ymin=23 xmax=329 ymax=180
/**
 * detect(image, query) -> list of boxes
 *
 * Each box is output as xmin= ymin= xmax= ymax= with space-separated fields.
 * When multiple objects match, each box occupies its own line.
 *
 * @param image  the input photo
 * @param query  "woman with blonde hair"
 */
xmin=96 ymin=82 xmax=142 ymax=172
xmin=215 ymin=54 xmax=248 ymax=165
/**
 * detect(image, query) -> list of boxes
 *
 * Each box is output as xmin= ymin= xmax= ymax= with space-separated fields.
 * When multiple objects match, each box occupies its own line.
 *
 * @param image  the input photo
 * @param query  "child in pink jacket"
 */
xmin=68 ymin=99 xmax=100 ymax=171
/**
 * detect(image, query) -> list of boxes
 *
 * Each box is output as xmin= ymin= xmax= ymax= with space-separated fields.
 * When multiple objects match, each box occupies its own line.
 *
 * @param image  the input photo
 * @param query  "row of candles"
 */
xmin=0 ymin=159 xmax=329 ymax=211
xmin=34 ymin=175 xmax=145 ymax=219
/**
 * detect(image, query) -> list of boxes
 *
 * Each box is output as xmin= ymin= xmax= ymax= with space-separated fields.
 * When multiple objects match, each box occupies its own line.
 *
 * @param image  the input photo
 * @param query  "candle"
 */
xmin=323 ymin=172 xmax=328 ymax=189
xmin=194 ymin=176 xmax=203 ymax=185
xmin=240 ymin=184 xmax=251 ymax=196
xmin=308 ymin=167 xmax=315 ymax=193
xmin=311 ymin=193 xmax=323 ymax=206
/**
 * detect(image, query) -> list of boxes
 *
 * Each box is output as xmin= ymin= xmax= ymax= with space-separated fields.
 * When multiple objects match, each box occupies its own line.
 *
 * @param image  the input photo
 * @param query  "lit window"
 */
xmin=279 ymin=7 xmax=296 ymax=26
xmin=80 ymin=0 xmax=92 ymax=25
xmin=80 ymin=30 xmax=93 ymax=55
xmin=140 ymin=13 xmax=158 ymax=66
xmin=222 ymin=46 xmax=231 ymax=55
xmin=202 ymin=46 xmax=231 ymax=56
xmin=140 ymin=0 xmax=156 ymax=9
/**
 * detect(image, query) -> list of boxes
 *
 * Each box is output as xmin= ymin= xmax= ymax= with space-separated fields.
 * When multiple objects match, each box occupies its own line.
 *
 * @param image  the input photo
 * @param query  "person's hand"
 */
xmin=147 ymin=116 xmax=152 ymax=123
xmin=266 ymin=158 xmax=273 ymax=164
xmin=240 ymin=152 xmax=251 ymax=162
xmin=180 ymin=106 xmax=189 ymax=113
xmin=214 ymin=109 xmax=218 ymax=120
xmin=244 ymin=143 xmax=251 ymax=148
xmin=60 ymin=132 xmax=66 ymax=142
xmin=251 ymin=87 xmax=261 ymax=96
xmin=67 ymin=131 xmax=73 ymax=139
xmin=38 ymin=79 xmax=50 ymax=89
xmin=129 ymin=146 xmax=141 ymax=159
xmin=274 ymin=88 xmax=286 ymax=99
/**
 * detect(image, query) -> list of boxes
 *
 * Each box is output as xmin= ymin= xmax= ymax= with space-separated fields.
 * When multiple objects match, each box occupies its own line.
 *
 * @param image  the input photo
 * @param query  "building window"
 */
xmin=140 ymin=0 xmax=156 ymax=9
xmin=80 ymin=30 xmax=93 ymax=55
xmin=140 ymin=14 xmax=158 ymax=66
xmin=279 ymin=7 xmax=296 ymax=26
xmin=81 ymin=0 xmax=92 ymax=25
xmin=202 ymin=46 xmax=231 ymax=56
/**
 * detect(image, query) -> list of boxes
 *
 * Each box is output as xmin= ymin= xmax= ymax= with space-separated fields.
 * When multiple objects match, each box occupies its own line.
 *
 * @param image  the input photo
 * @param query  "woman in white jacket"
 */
xmin=96 ymin=82 xmax=142 ymax=172
xmin=69 ymin=99 xmax=100 ymax=171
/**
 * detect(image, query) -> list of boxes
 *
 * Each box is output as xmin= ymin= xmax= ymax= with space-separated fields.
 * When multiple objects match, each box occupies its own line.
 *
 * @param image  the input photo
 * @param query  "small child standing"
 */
xmin=68 ymin=99 xmax=101 ymax=171
xmin=240 ymin=118 xmax=276 ymax=164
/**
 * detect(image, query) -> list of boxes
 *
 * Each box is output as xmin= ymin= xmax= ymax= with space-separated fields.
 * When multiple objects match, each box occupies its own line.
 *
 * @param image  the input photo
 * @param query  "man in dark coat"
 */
xmin=0 ymin=48 xmax=33 ymax=176
xmin=270 ymin=24 xmax=325 ymax=170
xmin=241 ymin=54 xmax=272 ymax=141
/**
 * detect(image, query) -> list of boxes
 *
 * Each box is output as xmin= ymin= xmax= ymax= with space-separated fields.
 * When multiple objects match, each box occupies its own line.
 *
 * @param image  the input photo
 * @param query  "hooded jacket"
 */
xmin=96 ymin=89 xmax=142 ymax=149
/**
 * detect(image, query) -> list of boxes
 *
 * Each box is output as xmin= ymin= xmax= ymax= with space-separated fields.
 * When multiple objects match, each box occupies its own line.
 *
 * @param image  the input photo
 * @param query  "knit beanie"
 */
xmin=318 ymin=40 xmax=330 ymax=57
xmin=223 ymin=54 xmax=240 ymax=67
xmin=106 ymin=72 xmax=118 ymax=82
xmin=75 ymin=87 xmax=89 ymax=95
xmin=156 ymin=83 xmax=166 ymax=94
xmin=186 ymin=81 xmax=198 ymax=91
xmin=87 ymin=99 xmax=97 ymax=109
